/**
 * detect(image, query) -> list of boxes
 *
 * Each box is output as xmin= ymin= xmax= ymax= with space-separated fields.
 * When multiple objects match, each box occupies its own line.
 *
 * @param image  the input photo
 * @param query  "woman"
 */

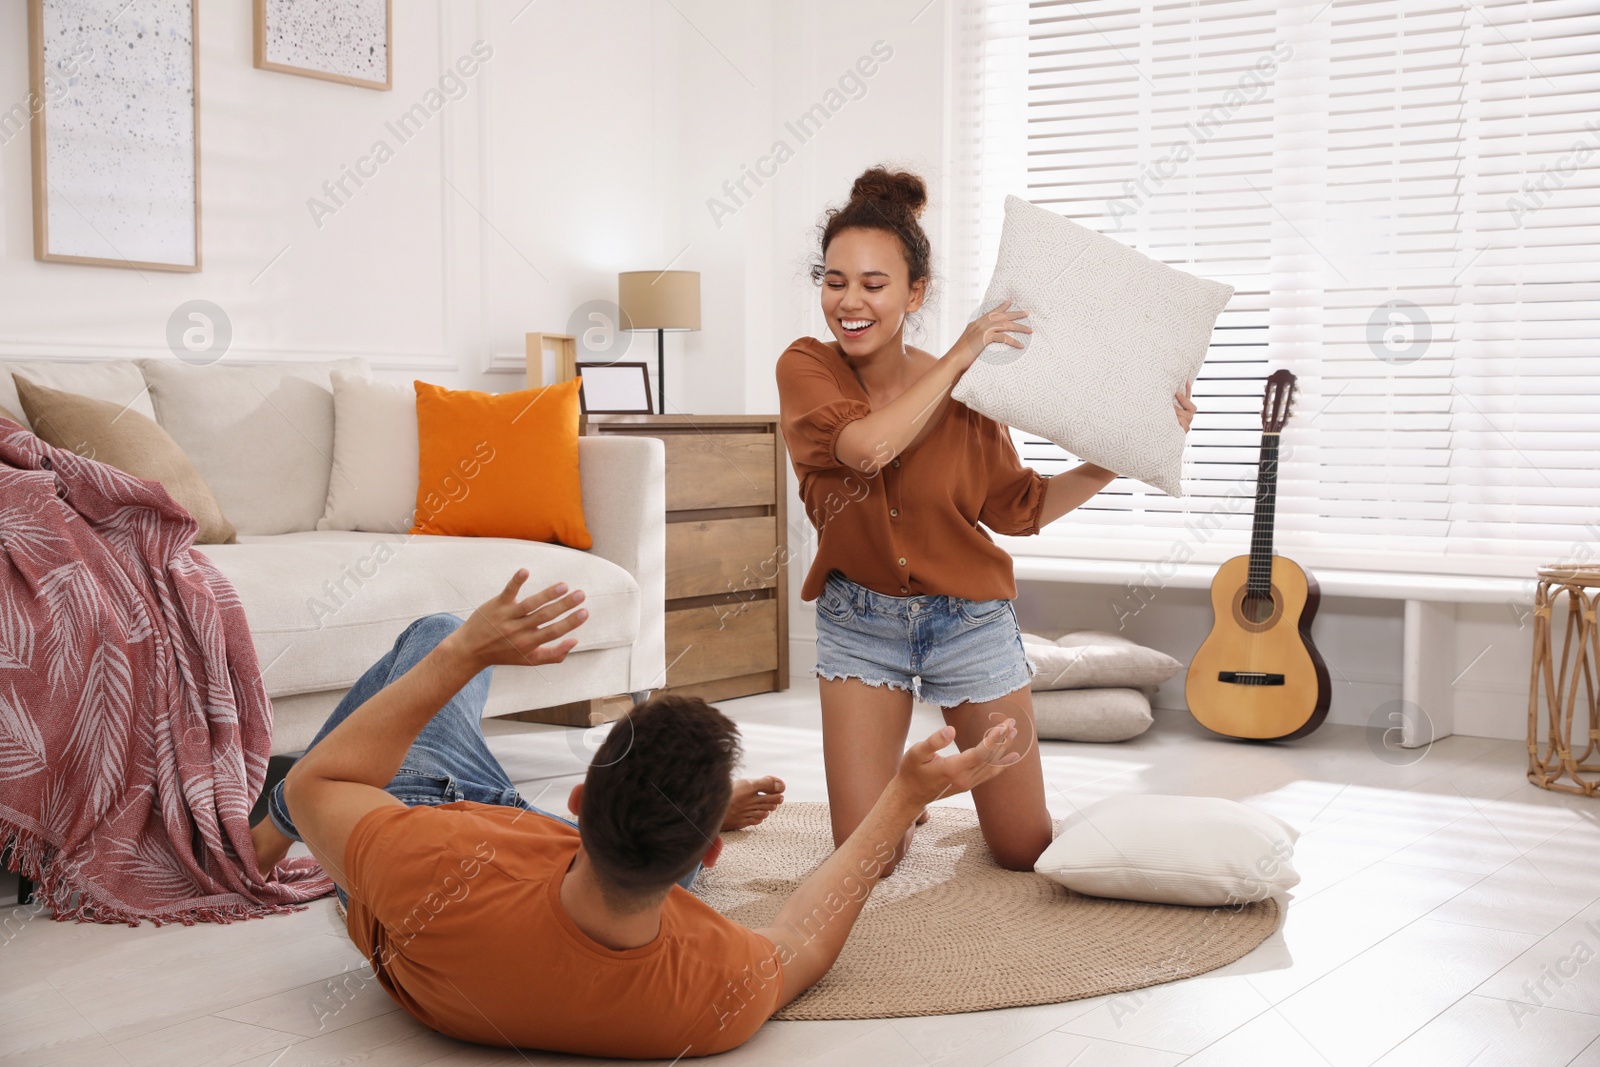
xmin=776 ymin=167 xmax=1196 ymax=873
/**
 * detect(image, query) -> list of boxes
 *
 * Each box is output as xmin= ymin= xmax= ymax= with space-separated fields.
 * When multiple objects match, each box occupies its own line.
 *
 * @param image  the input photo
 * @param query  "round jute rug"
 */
xmin=693 ymin=802 xmax=1281 ymax=1021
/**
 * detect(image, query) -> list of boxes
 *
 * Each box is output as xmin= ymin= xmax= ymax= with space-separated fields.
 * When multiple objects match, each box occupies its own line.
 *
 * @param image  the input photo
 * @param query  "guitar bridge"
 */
xmin=1218 ymin=671 xmax=1285 ymax=686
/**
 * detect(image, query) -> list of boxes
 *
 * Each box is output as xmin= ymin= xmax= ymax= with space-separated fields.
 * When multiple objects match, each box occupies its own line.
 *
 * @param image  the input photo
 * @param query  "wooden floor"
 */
xmin=4 ymin=678 xmax=1598 ymax=1066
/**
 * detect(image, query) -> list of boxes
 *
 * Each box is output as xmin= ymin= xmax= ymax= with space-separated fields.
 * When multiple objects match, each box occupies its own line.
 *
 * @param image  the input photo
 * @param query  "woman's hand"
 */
xmin=1174 ymin=381 xmax=1197 ymax=433
xmin=445 ymin=569 xmax=587 ymax=672
xmin=945 ymin=300 xmax=1031 ymax=370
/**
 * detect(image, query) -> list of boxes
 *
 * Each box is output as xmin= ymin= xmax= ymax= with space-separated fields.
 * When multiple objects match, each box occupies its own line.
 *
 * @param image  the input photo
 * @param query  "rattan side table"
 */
xmin=1528 ymin=565 xmax=1600 ymax=795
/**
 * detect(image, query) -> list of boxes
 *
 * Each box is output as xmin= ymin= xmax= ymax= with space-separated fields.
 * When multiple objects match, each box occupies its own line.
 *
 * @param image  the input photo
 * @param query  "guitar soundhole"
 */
xmin=1241 ymin=591 xmax=1275 ymax=625
xmin=1231 ymin=584 xmax=1283 ymax=632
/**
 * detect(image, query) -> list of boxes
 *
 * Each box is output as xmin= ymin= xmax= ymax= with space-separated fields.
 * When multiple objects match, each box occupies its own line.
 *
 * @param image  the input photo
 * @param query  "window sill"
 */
xmin=1011 ymin=556 xmax=1531 ymax=605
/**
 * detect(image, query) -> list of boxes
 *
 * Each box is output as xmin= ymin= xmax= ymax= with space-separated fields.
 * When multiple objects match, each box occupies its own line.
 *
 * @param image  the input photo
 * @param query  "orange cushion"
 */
xmin=410 ymin=378 xmax=591 ymax=549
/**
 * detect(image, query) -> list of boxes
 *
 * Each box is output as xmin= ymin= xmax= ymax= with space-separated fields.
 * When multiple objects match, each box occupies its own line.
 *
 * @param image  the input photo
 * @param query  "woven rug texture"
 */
xmin=693 ymin=802 xmax=1282 ymax=1021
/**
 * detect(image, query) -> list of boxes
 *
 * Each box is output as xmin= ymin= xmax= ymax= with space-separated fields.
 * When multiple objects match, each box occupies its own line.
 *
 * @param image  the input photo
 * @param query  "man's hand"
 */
xmin=893 ymin=720 xmax=1022 ymax=808
xmin=756 ymin=718 xmax=1024 ymax=1008
xmin=443 ymin=569 xmax=588 ymax=673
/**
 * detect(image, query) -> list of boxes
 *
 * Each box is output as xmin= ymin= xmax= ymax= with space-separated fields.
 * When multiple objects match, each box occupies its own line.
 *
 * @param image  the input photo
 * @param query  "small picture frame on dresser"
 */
xmin=576 ymin=362 xmax=653 ymax=415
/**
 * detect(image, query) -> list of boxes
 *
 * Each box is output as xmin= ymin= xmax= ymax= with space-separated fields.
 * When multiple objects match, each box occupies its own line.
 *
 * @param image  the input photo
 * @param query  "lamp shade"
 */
xmin=618 ymin=270 xmax=701 ymax=331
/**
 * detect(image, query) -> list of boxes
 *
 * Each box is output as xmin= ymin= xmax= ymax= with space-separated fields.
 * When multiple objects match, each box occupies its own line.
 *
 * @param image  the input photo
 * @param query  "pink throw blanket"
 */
xmin=0 ymin=419 xmax=330 ymax=924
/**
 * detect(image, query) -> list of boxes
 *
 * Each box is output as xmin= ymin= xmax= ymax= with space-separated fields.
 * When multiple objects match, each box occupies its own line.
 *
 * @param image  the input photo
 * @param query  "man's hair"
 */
xmin=579 ymin=694 xmax=741 ymax=909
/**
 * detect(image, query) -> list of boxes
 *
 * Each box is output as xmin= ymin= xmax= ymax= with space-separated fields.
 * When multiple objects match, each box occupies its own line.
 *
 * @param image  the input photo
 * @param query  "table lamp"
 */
xmin=618 ymin=270 xmax=700 ymax=414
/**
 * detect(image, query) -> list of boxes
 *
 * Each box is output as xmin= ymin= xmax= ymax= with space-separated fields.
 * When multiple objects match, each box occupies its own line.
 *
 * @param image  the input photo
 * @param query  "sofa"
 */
xmin=0 ymin=357 xmax=665 ymax=756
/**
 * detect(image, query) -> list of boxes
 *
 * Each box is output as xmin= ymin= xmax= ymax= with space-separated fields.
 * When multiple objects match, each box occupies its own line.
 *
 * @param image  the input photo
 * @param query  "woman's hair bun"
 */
xmin=810 ymin=163 xmax=934 ymax=293
xmin=848 ymin=167 xmax=927 ymax=219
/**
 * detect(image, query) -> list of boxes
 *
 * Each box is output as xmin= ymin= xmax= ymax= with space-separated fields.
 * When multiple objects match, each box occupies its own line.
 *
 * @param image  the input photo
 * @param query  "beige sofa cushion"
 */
xmin=0 ymin=359 xmax=158 ymax=432
xmin=140 ymin=358 xmax=367 ymax=535
xmin=14 ymin=376 xmax=238 ymax=544
xmin=195 ymin=531 xmax=640 ymax=698
xmin=319 ymin=371 xmax=418 ymax=533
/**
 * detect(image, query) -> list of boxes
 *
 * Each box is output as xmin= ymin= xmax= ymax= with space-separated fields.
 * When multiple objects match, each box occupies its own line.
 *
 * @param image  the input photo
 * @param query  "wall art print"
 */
xmin=254 ymin=0 xmax=392 ymax=91
xmin=28 ymin=0 xmax=200 ymax=272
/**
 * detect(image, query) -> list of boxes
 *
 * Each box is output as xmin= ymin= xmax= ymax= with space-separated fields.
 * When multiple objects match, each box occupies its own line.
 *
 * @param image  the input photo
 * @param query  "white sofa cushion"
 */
xmin=319 ymin=371 xmax=418 ymax=533
xmin=1035 ymin=794 xmax=1300 ymax=906
xmin=952 ymin=196 xmax=1234 ymax=498
xmin=0 ymin=359 xmax=157 ymax=432
xmin=140 ymin=358 xmax=367 ymax=535
xmin=195 ymin=531 xmax=640 ymax=698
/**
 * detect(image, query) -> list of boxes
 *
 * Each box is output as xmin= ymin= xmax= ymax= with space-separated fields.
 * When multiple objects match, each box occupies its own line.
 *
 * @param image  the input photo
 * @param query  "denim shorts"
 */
xmin=813 ymin=572 xmax=1034 ymax=708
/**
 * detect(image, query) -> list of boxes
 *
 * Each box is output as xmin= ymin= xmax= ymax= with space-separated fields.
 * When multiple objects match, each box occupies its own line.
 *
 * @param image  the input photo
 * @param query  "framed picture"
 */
xmin=576 ymin=362 xmax=653 ymax=415
xmin=28 ymin=0 xmax=201 ymax=271
xmin=253 ymin=0 xmax=392 ymax=91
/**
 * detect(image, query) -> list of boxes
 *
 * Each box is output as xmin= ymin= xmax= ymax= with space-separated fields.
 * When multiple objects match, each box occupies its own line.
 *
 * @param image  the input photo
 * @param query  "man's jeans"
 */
xmin=266 ymin=613 xmax=697 ymax=902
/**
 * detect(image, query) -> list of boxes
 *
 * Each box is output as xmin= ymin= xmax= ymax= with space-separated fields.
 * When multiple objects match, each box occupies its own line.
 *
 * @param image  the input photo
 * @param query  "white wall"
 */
xmin=0 ymin=0 xmax=1537 ymax=741
xmin=0 ymin=1 xmax=691 ymax=385
xmin=4 ymin=2 xmax=461 ymax=373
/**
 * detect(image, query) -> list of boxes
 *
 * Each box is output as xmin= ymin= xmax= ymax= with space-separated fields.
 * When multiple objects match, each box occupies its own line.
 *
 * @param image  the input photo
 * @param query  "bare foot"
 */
xmin=723 ymin=776 xmax=785 ymax=831
xmin=915 ymin=807 xmax=930 ymax=826
xmin=250 ymin=819 xmax=293 ymax=878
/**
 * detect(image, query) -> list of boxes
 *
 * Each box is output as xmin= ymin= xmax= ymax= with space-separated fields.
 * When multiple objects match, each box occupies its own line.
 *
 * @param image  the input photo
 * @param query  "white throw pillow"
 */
xmin=1032 ymin=688 xmax=1153 ymax=742
xmin=1035 ymin=794 xmax=1300 ymax=907
xmin=319 ymin=372 xmax=419 ymax=534
xmin=1022 ymin=630 xmax=1183 ymax=690
xmin=951 ymin=196 xmax=1234 ymax=497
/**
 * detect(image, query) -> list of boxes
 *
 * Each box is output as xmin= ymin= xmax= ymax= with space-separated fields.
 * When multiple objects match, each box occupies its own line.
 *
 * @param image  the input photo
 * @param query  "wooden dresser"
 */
xmin=585 ymin=414 xmax=790 ymax=704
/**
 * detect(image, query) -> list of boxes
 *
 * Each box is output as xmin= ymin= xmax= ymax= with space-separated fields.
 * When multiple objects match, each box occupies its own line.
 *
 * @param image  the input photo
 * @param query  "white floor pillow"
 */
xmin=1035 ymin=794 xmax=1300 ymax=907
xmin=1022 ymin=631 xmax=1183 ymax=690
xmin=952 ymin=196 xmax=1234 ymax=497
xmin=1032 ymin=688 xmax=1153 ymax=742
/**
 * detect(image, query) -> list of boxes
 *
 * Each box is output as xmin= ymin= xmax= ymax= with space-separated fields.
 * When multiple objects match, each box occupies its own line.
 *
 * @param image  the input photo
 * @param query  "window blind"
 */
xmin=950 ymin=0 xmax=1600 ymax=579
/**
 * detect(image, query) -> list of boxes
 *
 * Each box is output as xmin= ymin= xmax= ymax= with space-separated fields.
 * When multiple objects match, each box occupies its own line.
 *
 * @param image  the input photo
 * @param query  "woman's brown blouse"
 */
xmin=776 ymin=336 xmax=1048 ymax=603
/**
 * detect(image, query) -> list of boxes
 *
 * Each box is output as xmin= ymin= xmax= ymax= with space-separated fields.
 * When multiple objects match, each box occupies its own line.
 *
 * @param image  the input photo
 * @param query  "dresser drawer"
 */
xmin=661 ymin=433 xmax=775 ymax=511
xmin=665 ymin=517 xmax=779 ymax=600
xmin=664 ymin=598 xmax=779 ymax=689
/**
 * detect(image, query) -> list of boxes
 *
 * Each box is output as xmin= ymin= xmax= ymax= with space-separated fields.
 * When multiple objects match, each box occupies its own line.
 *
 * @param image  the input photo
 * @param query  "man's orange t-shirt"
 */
xmin=340 ymin=801 xmax=784 ymax=1058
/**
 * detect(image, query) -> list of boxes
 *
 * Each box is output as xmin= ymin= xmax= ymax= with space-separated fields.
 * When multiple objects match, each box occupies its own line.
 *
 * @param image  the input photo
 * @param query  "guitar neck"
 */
xmin=1247 ymin=432 xmax=1280 ymax=595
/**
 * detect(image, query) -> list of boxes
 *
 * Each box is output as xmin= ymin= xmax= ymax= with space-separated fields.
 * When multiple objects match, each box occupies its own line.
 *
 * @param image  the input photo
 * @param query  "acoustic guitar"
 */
xmin=1186 ymin=369 xmax=1331 ymax=741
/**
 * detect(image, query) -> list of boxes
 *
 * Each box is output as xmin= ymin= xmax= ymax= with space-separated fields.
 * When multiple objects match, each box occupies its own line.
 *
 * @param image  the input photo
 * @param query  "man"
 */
xmin=256 ymin=569 xmax=1021 ymax=1058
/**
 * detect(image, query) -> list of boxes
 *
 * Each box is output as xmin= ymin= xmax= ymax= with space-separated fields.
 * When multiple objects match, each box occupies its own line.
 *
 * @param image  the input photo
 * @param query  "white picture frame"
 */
xmin=576 ymin=362 xmax=653 ymax=415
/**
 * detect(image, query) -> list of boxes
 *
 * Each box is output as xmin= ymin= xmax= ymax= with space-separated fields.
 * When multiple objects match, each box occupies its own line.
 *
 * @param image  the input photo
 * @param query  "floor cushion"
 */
xmin=1035 ymin=793 xmax=1301 ymax=906
xmin=1022 ymin=630 xmax=1183 ymax=690
xmin=1032 ymin=687 xmax=1153 ymax=742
